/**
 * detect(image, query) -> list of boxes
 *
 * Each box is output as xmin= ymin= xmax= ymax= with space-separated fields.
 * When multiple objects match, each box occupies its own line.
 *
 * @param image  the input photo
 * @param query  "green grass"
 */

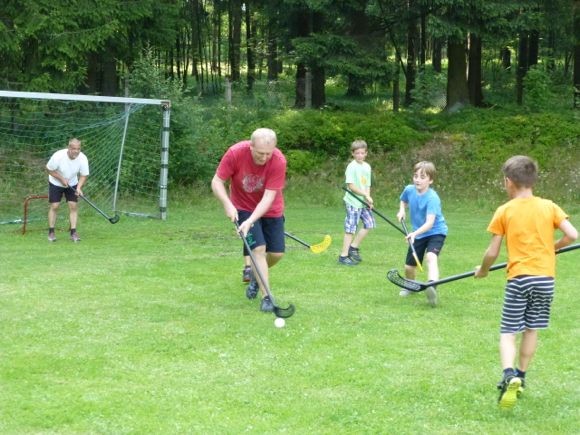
xmin=1 ymin=194 xmax=579 ymax=434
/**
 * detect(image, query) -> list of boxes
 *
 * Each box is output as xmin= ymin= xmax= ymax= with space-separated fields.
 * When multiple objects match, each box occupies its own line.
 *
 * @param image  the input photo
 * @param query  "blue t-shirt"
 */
xmin=400 ymin=185 xmax=448 ymax=239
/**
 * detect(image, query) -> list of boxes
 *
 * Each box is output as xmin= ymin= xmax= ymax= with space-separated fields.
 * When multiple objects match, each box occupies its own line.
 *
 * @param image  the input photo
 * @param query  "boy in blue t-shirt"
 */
xmin=396 ymin=161 xmax=448 ymax=307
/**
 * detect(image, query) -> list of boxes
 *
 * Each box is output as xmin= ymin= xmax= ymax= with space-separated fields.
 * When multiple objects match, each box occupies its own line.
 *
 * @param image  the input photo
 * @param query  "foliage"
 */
xmin=522 ymin=66 xmax=554 ymax=111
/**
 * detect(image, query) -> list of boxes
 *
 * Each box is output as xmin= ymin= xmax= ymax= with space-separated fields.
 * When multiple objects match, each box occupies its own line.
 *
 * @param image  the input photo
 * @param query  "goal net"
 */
xmin=0 ymin=91 xmax=171 ymax=230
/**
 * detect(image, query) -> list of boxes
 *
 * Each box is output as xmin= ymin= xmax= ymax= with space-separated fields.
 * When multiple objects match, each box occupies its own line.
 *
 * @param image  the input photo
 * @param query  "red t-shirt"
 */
xmin=216 ymin=140 xmax=286 ymax=217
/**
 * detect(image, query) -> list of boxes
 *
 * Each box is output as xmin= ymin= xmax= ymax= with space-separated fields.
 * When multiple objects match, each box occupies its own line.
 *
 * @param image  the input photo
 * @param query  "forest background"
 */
xmin=1 ymin=0 xmax=579 ymax=206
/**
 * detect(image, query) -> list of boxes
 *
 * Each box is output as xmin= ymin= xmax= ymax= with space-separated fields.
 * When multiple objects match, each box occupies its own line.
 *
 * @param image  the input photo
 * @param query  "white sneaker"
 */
xmin=425 ymin=286 xmax=438 ymax=307
xmin=399 ymin=289 xmax=412 ymax=297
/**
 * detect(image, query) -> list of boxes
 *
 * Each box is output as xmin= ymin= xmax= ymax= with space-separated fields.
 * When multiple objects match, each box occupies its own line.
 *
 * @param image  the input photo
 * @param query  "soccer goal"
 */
xmin=0 ymin=91 xmax=171 ymax=229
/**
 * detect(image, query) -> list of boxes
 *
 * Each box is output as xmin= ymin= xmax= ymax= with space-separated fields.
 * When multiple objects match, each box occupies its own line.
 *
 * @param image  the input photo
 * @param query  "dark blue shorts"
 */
xmin=48 ymin=183 xmax=78 ymax=203
xmin=238 ymin=210 xmax=285 ymax=255
xmin=405 ymin=234 xmax=446 ymax=266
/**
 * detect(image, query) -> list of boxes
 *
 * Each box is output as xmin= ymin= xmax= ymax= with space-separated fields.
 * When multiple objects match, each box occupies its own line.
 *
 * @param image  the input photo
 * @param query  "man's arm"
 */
xmin=211 ymin=174 xmax=238 ymax=223
xmin=46 ymin=168 xmax=69 ymax=187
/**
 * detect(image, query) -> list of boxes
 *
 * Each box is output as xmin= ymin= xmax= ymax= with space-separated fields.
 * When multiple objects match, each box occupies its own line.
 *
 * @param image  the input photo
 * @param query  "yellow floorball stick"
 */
xmin=284 ymin=231 xmax=332 ymax=254
xmin=400 ymin=219 xmax=424 ymax=273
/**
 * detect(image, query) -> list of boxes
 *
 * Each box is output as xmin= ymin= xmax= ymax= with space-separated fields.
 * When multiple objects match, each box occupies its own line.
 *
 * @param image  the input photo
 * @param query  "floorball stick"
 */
xmin=387 ymin=243 xmax=580 ymax=292
xmin=400 ymin=218 xmax=423 ymax=272
xmin=69 ymin=186 xmax=120 ymax=224
xmin=285 ymin=231 xmax=332 ymax=254
xmin=342 ymin=187 xmax=405 ymax=235
xmin=235 ymin=222 xmax=295 ymax=318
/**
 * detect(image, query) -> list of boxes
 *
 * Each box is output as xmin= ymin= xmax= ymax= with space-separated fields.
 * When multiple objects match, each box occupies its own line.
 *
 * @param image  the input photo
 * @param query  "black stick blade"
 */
xmin=109 ymin=214 xmax=120 ymax=224
xmin=386 ymin=269 xmax=424 ymax=292
xmin=274 ymin=303 xmax=295 ymax=318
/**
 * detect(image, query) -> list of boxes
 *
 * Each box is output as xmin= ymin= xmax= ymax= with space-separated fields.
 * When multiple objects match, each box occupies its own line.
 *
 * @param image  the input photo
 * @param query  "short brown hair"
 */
xmin=502 ymin=155 xmax=538 ymax=188
xmin=351 ymin=139 xmax=368 ymax=151
xmin=414 ymin=161 xmax=436 ymax=180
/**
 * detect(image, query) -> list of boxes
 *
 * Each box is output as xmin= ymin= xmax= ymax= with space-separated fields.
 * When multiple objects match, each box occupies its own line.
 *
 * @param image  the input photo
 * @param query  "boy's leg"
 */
xmin=339 ymin=204 xmax=360 ymax=265
xmin=500 ymin=333 xmax=517 ymax=369
xmin=518 ymin=329 xmax=538 ymax=372
xmin=351 ymin=227 xmax=369 ymax=248
xmin=340 ymin=232 xmax=354 ymax=257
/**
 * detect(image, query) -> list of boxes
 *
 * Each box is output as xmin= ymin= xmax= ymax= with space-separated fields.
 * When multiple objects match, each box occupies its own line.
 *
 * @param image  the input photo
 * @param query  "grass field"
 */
xmin=1 ymin=193 xmax=579 ymax=434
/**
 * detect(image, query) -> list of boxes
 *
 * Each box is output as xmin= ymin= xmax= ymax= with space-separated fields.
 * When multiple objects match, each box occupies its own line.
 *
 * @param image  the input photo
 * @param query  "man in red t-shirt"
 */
xmin=211 ymin=128 xmax=287 ymax=313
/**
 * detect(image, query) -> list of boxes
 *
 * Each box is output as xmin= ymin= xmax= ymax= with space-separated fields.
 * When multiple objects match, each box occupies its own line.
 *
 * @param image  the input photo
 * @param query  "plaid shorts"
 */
xmin=500 ymin=275 xmax=555 ymax=333
xmin=343 ymin=204 xmax=376 ymax=234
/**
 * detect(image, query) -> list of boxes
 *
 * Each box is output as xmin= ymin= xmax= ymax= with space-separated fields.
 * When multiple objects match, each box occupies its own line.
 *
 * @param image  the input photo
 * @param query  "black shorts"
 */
xmin=48 ymin=182 xmax=78 ymax=203
xmin=238 ymin=210 xmax=285 ymax=255
xmin=405 ymin=234 xmax=446 ymax=266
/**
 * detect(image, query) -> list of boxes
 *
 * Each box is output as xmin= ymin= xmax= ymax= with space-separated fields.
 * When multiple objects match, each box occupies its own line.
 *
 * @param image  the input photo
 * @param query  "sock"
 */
xmin=515 ymin=368 xmax=526 ymax=379
xmin=70 ymin=229 xmax=76 ymax=235
xmin=49 ymin=227 xmax=55 ymax=233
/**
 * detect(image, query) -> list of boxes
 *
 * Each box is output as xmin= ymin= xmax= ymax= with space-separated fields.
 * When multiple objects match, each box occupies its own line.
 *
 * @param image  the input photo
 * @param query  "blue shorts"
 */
xmin=500 ymin=275 xmax=554 ymax=333
xmin=48 ymin=182 xmax=78 ymax=203
xmin=343 ymin=204 xmax=376 ymax=233
xmin=238 ymin=210 xmax=285 ymax=255
xmin=405 ymin=234 xmax=445 ymax=266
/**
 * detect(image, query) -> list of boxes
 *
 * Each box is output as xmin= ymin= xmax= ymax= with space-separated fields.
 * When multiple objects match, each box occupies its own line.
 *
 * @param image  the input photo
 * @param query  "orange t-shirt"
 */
xmin=488 ymin=196 xmax=568 ymax=278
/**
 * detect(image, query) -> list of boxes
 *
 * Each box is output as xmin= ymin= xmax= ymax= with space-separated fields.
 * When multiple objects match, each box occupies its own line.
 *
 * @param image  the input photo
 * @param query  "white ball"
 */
xmin=274 ymin=317 xmax=286 ymax=328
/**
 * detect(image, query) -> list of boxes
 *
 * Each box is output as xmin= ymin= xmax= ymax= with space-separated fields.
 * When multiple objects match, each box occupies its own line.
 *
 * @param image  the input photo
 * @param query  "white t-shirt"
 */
xmin=46 ymin=148 xmax=90 ymax=187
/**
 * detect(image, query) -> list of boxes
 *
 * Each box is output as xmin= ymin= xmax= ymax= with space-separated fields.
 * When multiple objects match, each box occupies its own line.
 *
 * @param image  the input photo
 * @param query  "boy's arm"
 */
xmin=346 ymin=183 xmax=372 ymax=206
xmin=396 ymin=201 xmax=407 ymax=221
xmin=555 ymin=219 xmax=578 ymax=250
xmin=474 ymin=234 xmax=503 ymax=278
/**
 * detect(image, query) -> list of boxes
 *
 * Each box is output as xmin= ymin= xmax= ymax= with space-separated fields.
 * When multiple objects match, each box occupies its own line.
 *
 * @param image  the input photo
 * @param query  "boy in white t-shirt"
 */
xmin=338 ymin=139 xmax=376 ymax=266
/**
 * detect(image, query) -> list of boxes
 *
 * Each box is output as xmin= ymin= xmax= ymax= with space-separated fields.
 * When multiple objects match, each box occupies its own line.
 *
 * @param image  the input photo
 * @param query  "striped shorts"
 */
xmin=500 ymin=275 xmax=555 ymax=334
xmin=343 ymin=204 xmax=376 ymax=234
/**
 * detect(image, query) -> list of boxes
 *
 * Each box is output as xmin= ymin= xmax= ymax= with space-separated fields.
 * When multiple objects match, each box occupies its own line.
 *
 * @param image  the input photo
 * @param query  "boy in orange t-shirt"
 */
xmin=475 ymin=155 xmax=577 ymax=410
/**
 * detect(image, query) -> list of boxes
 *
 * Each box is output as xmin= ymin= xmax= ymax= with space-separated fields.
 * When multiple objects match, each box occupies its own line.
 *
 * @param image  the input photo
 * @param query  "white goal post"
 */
xmin=0 ymin=90 xmax=171 ymax=227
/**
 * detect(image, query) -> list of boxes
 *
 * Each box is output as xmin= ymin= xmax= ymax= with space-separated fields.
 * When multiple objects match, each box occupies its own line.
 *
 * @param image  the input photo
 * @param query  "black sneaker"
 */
xmin=260 ymin=296 xmax=274 ymax=312
xmin=246 ymin=279 xmax=259 ymax=299
xmin=348 ymin=246 xmax=362 ymax=262
xmin=338 ymin=255 xmax=358 ymax=266
xmin=242 ymin=266 xmax=252 ymax=283
xmin=497 ymin=375 xmax=521 ymax=410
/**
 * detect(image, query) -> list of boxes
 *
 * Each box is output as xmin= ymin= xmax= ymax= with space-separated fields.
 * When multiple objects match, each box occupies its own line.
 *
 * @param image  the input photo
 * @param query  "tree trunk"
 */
xmin=229 ymin=0 xmax=242 ymax=82
xmin=393 ymin=49 xmax=401 ymax=112
xmin=295 ymin=63 xmax=306 ymax=108
xmin=432 ymin=37 xmax=442 ymax=73
xmin=529 ymin=30 xmax=539 ymax=67
xmin=245 ymin=2 xmax=255 ymax=92
xmin=468 ymin=33 xmax=484 ymax=107
xmin=446 ymin=38 xmax=469 ymax=112
xmin=516 ymin=33 xmax=529 ymax=105
xmin=501 ymin=47 xmax=511 ymax=71
xmin=574 ymin=3 xmax=580 ymax=108
xmin=267 ymin=20 xmax=279 ymax=81
xmin=404 ymin=1 xmax=418 ymax=106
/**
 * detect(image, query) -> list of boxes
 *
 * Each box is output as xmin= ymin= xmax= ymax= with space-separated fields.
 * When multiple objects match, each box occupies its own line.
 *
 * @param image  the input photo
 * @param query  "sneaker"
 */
xmin=348 ymin=246 xmax=362 ymax=262
xmin=425 ymin=286 xmax=438 ymax=307
xmin=242 ymin=266 xmax=252 ymax=283
xmin=399 ymin=289 xmax=412 ymax=297
xmin=246 ymin=279 xmax=259 ymax=299
xmin=260 ymin=296 xmax=274 ymax=312
xmin=338 ymin=255 xmax=358 ymax=266
xmin=70 ymin=232 xmax=81 ymax=242
xmin=48 ymin=232 xmax=56 ymax=242
xmin=497 ymin=375 xmax=521 ymax=410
